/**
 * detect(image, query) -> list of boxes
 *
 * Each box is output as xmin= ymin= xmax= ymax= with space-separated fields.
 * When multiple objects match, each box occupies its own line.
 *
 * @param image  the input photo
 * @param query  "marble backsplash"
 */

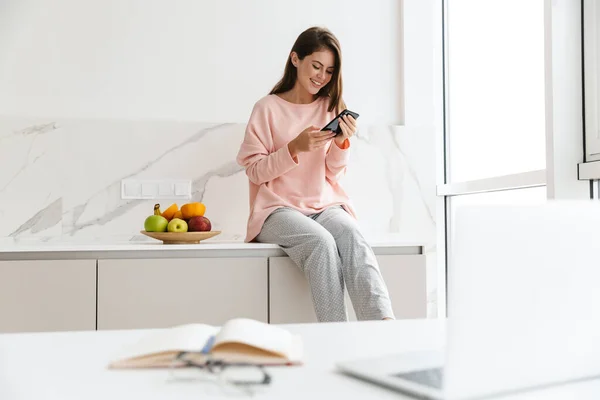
xmin=0 ymin=116 xmax=437 ymax=314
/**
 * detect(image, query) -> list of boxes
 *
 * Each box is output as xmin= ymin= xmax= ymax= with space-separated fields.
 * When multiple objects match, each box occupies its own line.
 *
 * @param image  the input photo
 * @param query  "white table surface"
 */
xmin=1 ymin=319 xmax=599 ymax=400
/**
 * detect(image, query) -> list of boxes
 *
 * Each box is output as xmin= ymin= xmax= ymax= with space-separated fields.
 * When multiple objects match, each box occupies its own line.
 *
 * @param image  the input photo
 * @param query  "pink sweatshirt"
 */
xmin=236 ymin=94 xmax=357 ymax=242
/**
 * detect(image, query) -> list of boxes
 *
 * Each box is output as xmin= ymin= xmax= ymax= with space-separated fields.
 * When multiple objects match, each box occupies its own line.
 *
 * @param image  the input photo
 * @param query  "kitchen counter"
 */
xmin=0 ymin=237 xmax=424 ymax=260
xmin=0 ymin=236 xmax=427 ymax=330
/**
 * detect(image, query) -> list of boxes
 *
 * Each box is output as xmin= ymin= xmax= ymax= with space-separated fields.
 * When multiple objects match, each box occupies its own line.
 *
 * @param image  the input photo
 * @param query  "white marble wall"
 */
xmin=0 ymin=117 xmax=437 ymax=314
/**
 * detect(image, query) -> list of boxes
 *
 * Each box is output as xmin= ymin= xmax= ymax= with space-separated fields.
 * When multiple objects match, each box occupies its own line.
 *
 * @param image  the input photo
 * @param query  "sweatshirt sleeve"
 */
xmin=236 ymin=102 xmax=299 ymax=185
xmin=325 ymin=138 xmax=350 ymax=182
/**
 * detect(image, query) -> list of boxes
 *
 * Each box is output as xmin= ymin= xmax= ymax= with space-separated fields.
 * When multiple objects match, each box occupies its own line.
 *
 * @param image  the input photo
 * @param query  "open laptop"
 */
xmin=337 ymin=201 xmax=600 ymax=399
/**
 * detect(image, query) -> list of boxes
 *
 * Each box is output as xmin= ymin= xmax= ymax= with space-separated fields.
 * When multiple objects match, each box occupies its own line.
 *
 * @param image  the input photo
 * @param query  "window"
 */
xmin=446 ymin=0 xmax=546 ymax=182
xmin=584 ymin=0 xmax=600 ymax=161
xmin=449 ymin=186 xmax=547 ymax=241
xmin=438 ymin=0 xmax=548 ymax=316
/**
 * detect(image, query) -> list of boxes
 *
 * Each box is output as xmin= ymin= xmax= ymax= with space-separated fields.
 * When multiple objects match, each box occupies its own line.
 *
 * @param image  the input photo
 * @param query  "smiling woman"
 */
xmin=270 ymin=27 xmax=344 ymax=113
xmin=235 ymin=26 xmax=396 ymax=323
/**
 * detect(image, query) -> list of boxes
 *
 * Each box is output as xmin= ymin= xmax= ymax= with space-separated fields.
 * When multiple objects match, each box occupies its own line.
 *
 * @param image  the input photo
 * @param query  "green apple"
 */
xmin=167 ymin=218 xmax=188 ymax=233
xmin=144 ymin=215 xmax=168 ymax=232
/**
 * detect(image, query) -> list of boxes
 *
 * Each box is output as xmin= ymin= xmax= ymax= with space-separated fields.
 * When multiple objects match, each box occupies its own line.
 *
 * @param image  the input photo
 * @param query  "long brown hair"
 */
xmin=270 ymin=26 xmax=346 ymax=113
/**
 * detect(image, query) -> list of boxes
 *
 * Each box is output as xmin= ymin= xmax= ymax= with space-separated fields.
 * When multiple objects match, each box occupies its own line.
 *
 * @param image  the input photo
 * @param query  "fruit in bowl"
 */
xmin=141 ymin=203 xmax=220 ymax=244
xmin=142 ymin=202 xmax=215 ymax=238
xmin=161 ymin=203 xmax=179 ymax=221
xmin=181 ymin=202 xmax=206 ymax=219
xmin=167 ymin=218 xmax=188 ymax=233
xmin=144 ymin=215 xmax=168 ymax=232
xmin=188 ymin=216 xmax=211 ymax=232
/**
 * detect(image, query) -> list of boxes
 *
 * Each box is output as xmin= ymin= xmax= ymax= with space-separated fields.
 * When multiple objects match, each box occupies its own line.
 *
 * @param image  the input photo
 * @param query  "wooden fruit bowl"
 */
xmin=140 ymin=230 xmax=221 ymax=244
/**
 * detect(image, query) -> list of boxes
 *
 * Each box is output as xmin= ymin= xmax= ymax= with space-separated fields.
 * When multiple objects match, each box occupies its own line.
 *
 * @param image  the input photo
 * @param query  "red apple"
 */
xmin=188 ymin=216 xmax=211 ymax=232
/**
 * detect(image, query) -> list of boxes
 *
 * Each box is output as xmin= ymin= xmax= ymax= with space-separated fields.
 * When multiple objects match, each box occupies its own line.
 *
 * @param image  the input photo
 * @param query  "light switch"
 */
xmin=159 ymin=182 xmax=174 ymax=196
xmin=175 ymin=182 xmax=190 ymax=196
xmin=121 ymin=179 xmax=191 ymax=199
xmin=141 ymin=183 xmax=157 ymax=197
xmin=124 ymin=181 xmax=141 ymax=197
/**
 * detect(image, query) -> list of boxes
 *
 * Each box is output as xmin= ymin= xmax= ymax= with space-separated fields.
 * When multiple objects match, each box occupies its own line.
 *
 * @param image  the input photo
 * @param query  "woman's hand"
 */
xmin=334 ymin=114 xmax=357 ymax=147
xmin=288 ymin=126 xmax=336 ymax=158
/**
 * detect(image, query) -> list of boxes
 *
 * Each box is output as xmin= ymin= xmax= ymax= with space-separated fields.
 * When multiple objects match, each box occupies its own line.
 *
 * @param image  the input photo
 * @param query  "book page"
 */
xmin=211 ymin=318 xmax=300 ymax=361
xmin=109 ymin=323 xmax=219 ymax=368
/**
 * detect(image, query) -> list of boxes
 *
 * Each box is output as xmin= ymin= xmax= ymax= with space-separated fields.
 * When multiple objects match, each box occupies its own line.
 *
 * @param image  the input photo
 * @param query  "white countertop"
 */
xmin=1 ymin=319 xmax=599 ymax=400
xmin=0 ymin=236 xmax=424 ymax=260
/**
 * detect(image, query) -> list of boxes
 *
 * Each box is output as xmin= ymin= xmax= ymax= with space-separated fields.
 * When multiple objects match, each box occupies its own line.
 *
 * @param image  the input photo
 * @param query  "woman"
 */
xmin=236 ymin=26 xmax=394 ymax=322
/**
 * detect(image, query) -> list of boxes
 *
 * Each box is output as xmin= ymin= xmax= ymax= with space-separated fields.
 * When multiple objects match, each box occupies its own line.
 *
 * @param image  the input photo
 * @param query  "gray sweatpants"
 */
xmin=255 ymin=206 xmax=395 ymax=322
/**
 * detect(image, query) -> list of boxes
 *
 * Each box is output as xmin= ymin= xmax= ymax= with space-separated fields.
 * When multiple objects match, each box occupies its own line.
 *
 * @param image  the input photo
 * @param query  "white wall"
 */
xmin=403 ymin=0 xmax=442 ymax=128
xmin=402 ymin=0 xmax=443 ymax=317
xmin=0 ymin=0 xmax=403 ymax=124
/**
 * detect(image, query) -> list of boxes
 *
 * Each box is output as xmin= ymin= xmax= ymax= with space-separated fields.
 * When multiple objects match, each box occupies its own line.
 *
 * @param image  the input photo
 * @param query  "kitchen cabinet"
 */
xmin=97 ymin=257 xmax=268 ymax=329
xmin=269 ymin=255 xmax=427 ymax=324
xmin=0 ymin=243 xmax=424 ymax=332
xmin=0 ymin=260 xmax=96 ymax=333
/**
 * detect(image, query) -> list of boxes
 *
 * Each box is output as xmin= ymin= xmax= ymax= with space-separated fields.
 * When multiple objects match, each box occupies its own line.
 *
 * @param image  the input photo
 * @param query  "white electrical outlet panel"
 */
xmin=121 ymin=179 xmax=192 ymax=200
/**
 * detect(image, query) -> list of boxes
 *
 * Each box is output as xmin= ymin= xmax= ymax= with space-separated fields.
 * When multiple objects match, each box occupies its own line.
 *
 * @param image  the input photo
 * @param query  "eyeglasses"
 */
xmin=168 ymin=351 xmax=272 ymax=395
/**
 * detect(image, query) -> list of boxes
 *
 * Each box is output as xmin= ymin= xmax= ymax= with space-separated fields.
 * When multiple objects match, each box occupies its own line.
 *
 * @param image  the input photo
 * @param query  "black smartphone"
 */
xmin=321 ymin=109 xmax=360 ymax=136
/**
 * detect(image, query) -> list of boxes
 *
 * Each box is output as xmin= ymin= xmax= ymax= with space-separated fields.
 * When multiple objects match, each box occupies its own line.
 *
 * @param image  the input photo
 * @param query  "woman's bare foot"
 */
xmin=382 ymin=317 xmax=394 ymax=321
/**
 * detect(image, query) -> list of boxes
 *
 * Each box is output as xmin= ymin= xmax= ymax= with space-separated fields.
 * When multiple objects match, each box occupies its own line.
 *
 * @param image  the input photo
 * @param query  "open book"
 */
xmin=108 ymin=318 xmax=303 ymax=368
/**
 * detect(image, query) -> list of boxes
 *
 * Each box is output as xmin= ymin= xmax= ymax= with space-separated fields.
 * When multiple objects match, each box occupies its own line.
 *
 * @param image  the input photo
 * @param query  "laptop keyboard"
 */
xmin=393 ymin=367 xmax=444 ymax=389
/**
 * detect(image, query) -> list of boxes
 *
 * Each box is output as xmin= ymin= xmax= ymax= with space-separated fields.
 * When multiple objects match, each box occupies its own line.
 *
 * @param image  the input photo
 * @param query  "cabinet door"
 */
xmin=0 ymin=260 xmax=96 ymax=333
xmin=378 ymin=255 xmax=427 ymax=318
xmin=97 ymin=258 xmax=267 ymax=330
xmin=269 ymin=255 xmax=426 ymax=324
